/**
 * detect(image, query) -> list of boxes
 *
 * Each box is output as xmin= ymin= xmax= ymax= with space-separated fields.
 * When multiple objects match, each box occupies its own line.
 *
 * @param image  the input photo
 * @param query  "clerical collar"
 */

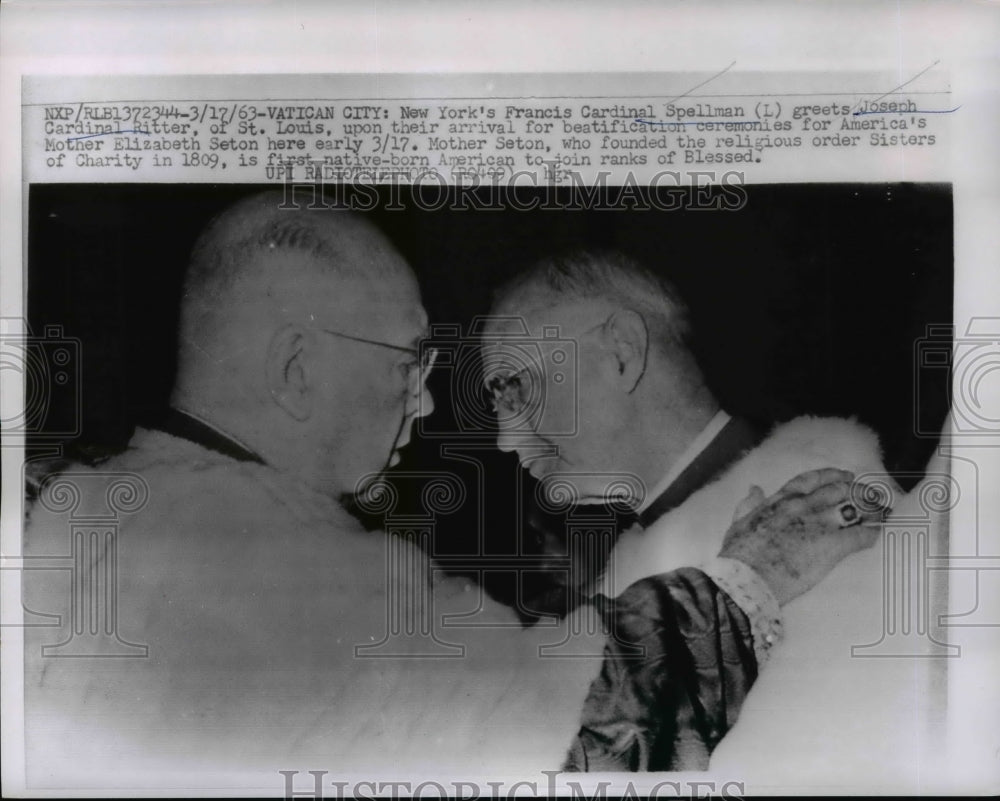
xmin=635 ymin=413 xmax=764 ymax=529
xmin=153 ymin=407 xmax=265 ymax=465
xmin=637 ymin=410 xmax=732 ymax=514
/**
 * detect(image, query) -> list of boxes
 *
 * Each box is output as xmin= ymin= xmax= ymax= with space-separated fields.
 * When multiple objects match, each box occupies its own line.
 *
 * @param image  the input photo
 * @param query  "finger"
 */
xmin=733 ymin=485 xmax=766 ymax=521
xmin=855 ymin=494 xmax=892 ymax=525
xmin=802 ymin=481 xmax=853 ymax=512
xmin=777 ymin=468 xmax=856 ymax=498
xmin=850 ymin=481 xmax=895 ymax=518
xmin=816 ymin=501 xmax=869 ymax=529
xmin=767 ymin=495 xmax=810 ymax=523
xmin=819 ymin=497 xmax=891 ymax=530
xmin=828 ymin=523 xmax=881 ymax=559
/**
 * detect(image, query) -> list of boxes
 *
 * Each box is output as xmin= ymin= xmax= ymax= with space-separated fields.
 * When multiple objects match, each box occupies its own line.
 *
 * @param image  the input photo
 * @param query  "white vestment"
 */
xmin=23 ymin=428 xmax=604 ymax=789
xmin=600 ymin=416 xmax=949 ymax=791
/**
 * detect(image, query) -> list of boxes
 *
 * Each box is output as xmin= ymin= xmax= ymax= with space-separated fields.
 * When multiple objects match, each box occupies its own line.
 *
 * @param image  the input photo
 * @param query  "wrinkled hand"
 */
xmin=718 ymin=468 xmax=890 ymax=606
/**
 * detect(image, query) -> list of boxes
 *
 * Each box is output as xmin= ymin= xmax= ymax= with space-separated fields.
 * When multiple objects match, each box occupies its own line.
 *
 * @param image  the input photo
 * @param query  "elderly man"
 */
xmin=484 ymin=249 xmax=943 ymax=782
xmin=23 ymin=195 xmax=883 ymax=788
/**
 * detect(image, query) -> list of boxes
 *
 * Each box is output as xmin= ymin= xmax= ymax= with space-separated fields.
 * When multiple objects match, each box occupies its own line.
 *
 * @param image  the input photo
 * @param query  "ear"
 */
xmin=603 ymin=309 xmax=648 ymax=393
xmin=266 ymin=324 xmax=312 ymax=421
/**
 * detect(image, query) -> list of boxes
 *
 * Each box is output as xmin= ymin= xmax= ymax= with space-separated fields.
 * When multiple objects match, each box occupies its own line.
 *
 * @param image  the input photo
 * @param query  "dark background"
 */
xmin=27 ymin=183 xmax=953 ymax=617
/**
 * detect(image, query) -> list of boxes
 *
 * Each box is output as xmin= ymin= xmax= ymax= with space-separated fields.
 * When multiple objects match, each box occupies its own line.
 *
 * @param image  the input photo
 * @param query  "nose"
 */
xmin=395 ymin=376 xmax=434 ymax=455
xmin=496 ymin=425 xmax=521 ymax=454
xmin=414 ymin=377 xmax=434 ymax=420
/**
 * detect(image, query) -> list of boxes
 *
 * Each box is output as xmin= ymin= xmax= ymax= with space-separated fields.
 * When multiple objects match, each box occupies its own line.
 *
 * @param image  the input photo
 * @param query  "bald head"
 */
xmin=170 ymin=191 xmax=430 ymax=496
xmin=178 ymin=191 xmax=411 ymax=362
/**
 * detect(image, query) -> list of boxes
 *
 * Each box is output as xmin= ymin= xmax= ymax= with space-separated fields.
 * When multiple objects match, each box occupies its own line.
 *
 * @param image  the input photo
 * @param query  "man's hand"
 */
xmin=718 ymin=468 xmax=891 ymax=606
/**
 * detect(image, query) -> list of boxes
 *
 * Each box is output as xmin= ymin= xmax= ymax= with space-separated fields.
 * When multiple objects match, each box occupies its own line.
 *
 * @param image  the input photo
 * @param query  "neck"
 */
xmin=171 ymin=380 xmax=345 ymax=501
xmin=171 ymin=389 xmax=277 ymax=465
xmin=631 ymin=391 xmax=720 ymax=496
xmin=171 ymin=394 xmax=231 ymax=434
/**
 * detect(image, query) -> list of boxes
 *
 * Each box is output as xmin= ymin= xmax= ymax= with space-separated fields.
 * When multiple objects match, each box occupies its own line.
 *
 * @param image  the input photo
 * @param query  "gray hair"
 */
xmin=183 ymin=191 xmax=361 ymax=306
xmin=494 ymin=249 xmax=694 ymax=353
xmin=177 ymin=191 xmax=401 ymax=344
xmin=171 ymin=191 xmax=408 ymax=412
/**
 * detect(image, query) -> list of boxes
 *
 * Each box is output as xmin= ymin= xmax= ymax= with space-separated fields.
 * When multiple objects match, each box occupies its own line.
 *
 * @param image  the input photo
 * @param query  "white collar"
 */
xmin=636 ymin=410 xmax=732 ymax=513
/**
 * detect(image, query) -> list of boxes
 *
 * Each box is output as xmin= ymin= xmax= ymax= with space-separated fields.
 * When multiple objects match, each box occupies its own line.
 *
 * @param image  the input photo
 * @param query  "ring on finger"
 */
xmin=837 ymin=503 xmax=861 ymax=528
xmin=838 ymin=503 xmax=859 ymax=526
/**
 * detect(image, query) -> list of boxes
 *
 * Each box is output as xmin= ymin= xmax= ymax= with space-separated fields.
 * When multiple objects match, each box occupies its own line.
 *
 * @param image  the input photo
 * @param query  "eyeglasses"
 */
xmin=484 ymin=321 xmax=603 ymax=419
xmin=318 ymin=327 xmax=438 ymax=395
xmin=485 ymin=368 xmax=535 ymax=417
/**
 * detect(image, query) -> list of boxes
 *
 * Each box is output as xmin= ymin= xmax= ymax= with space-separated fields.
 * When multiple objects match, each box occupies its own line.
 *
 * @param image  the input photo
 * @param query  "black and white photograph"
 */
xmin=2 ymin=3 xmax=999 ymax=798
xmin=19 ymin=180 xmax=954 ymax=790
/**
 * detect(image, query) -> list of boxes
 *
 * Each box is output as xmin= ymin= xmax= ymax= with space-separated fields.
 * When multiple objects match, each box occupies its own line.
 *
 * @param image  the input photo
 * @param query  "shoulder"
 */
xmin=24 ymin=430 xmax=393 ymax=657
xmin=602 ymin=416 xmax=888 ymax=592
xmin=762 ymin=415 xmax=883 ymax=462
xmin=733 ymin=415 xmax=886 ymax=489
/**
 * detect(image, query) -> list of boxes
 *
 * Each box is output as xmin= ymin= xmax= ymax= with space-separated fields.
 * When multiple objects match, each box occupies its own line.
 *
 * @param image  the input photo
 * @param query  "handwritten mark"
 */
xmin=849 ymin=59 xmax=942 ymax=115
xmin=67 ymin=129 xmax=152 ymax=142
xmin=636 ymin=118 xmax=754 ymax=128
xmin=662 ymin=61 xmax=737 ymax=109
xmin=853 ymin=105 xmax=960 ymax=117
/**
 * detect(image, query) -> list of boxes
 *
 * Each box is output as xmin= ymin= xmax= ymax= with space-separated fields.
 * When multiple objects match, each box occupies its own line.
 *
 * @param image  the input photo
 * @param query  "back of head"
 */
xmin=172 ymin=190 xmax=402 ymax=412
xmin=494 ymin=248 xmax=695 ymax=363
